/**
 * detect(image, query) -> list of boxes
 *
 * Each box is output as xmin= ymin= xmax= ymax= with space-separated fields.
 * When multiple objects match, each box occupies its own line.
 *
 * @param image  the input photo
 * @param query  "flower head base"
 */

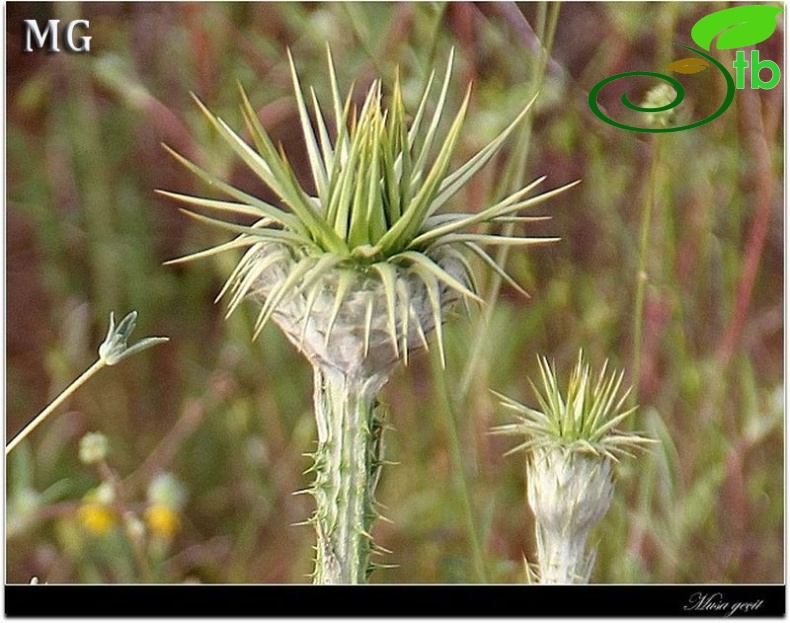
xmin=526 ymin=447 xmax=613 ymax=583
xmin=163 ymin=49 xmax=575 ymax=374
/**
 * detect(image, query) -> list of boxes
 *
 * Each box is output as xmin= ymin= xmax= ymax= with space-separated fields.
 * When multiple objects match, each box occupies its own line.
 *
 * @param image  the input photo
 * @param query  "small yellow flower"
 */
xmin=145 ymin=503 xmax=180 ymax=539
xmin=78 ymin=503 xmax=117 ymax=535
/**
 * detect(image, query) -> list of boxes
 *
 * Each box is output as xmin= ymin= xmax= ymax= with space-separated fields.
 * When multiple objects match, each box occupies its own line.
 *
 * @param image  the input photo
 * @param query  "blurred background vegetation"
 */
xmin=6 ymin=1 xmax=783 ymax=584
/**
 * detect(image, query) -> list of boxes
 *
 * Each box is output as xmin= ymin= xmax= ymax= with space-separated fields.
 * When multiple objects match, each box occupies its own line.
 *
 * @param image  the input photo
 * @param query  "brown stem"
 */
xmin=716 ymin=88 xmax=775 ymax=366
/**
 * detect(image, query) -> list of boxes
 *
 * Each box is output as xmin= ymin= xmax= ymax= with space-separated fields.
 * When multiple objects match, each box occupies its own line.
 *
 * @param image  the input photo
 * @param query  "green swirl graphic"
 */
xmin=589 ymin=44 xmax=736 ymax=133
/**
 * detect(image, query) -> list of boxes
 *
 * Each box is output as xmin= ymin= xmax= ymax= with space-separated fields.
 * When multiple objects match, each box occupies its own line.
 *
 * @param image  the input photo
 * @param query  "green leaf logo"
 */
xmin=691 ymin=5 xmax=783 ymax=51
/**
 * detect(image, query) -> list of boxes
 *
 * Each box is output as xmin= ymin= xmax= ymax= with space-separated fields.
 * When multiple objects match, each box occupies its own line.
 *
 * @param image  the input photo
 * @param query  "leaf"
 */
xmin=666 ymin=57 xmax=710 ymax=74
xmin=370 ymin=262 xmax=400 ymax=357
xmin=691 ymin=5 xmax=782 ymax=51
xmin=429 ymin=92 xmax=539 ymax=215
xmin=287 ymin=49 xmax=328 ymax=200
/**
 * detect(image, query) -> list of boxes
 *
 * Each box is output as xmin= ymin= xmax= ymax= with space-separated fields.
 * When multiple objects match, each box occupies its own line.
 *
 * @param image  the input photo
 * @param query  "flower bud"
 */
xmin=147 ymin=473 xmax=187 ymax=510
xmin=641 ymin=83 xmax=678 ymax=128
xmin=78 ymin=432 xmax=109 ymax=465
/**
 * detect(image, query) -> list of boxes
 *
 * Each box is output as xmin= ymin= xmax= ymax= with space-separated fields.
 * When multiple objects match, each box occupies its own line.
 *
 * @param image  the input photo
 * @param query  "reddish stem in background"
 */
xmin=716 ymin=87 xmax=775 ymax=367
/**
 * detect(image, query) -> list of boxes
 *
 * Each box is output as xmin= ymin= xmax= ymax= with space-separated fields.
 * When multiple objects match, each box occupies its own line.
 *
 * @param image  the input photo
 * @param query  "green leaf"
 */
xmin=298 ymin=281 xmax=324 ymax=350
xmin=460 ymin=241 xmax=529 ymax=298
xmin=218 ymin=91 xmax=346 ymax=253
xmin=163 ymin=235 xmax=257 ymax=266
xmin=395 ymin=278 xmax=414 ymax=364
xmin=310 ymin=87 xmax=335 ymax=175
xmin=690 ymin=5 xmax=782 ymax=51
xmin=412 ymin=176 xmax=549 ymax=247
xmin=392 ymin=250 xmax=482 ymax=303
xmin=362 ymin=292 xmax=375 ymax=358
xmin=160 ymin=144 xmax=306 ymax=236
xmin=156 ymin=189 xmax=290 ymax=223
xmin=324 ymin=269 xmax=353 ymax=347
xmin=378 ymin=86 xmax=471 ymax=255
xmin=252 ymin=255 xmax=320 ymax=339
xmin=411 ymin=48 xmax=455 ymax=181
xmin=288 ymin=49 xmax=329 ymax=200
xmin=428 ymin=233 xmax=560 ymax=248
xmin=429 ymin=92 xmax=539 ymax=215
xmin=225 ymin=247 xmax=289 ymax=318
xmin=177 ymin=209 xmax=312 ymax=248
xmin=408 ymin=263 xmax=446 ymax=367
xmin=370 ymin=262 xmax=400 ymax=357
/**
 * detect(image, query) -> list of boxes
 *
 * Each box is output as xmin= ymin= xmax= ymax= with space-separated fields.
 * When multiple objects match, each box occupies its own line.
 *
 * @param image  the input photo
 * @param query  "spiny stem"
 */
xmin=6 ymin=359 xmax=106 ymax=456
xmin=310 ymin=366 xmax=385 ymax=584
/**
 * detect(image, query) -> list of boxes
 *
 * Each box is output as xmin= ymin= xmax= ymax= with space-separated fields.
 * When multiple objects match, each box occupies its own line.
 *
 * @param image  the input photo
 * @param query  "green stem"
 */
xmin=632 ymin=136 xmax=662 ymax=406
xmin=97 ymin=460 xmax=153 ymax=583
xmin=310 ymin=366 xmax=384 ymax=584
xmin=6 ymin=359 xmax=106 ymax=455
xmin=432 ymin=351 xmax=488 ymax=582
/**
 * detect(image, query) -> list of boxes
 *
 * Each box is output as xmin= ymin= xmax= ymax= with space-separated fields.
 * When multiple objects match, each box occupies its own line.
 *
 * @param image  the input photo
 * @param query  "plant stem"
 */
xmin=97 ymin=460 xmax=153 ymax=583
xmin=459 ymin=1 xmax=561 ymax=398
xmin=310 ymin=366 xmax=384 ymax=584
xmin=6 ymin=359 xmax=106 ymax=456
xmin=431 ymin=350 xmax=488 ymax=583
xmin=632 ymin=136 xmax=662 ymax=406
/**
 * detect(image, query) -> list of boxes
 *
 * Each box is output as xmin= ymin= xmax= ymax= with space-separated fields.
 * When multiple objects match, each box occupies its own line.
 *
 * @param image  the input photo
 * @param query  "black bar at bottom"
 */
xmin=4 ymin=584 xmax=786 ymax=617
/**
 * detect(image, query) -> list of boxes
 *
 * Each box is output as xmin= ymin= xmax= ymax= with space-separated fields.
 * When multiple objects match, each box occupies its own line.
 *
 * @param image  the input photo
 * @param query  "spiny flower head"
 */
xmin=493 ymin=351 xmax=654 ymax=462
xmin=162 ymin=49 xmax=574 ymax=374
xmin=493 ymin=352 xmax=655 ymax=584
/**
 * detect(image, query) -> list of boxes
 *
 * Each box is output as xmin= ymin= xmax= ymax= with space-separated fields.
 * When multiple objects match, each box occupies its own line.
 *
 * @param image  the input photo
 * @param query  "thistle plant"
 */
xmin=493 ymin=352 xmax=654 ymax=584
xmin=163 ymin=49 xmax=574 ymax=584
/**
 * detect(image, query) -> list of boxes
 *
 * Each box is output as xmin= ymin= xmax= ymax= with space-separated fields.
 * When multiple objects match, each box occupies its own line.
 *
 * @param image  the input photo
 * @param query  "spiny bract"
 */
xmin=162 ymin=49 xmax=575 ymax=377
xmin=492 ymin=351 xmax=654 ymax=462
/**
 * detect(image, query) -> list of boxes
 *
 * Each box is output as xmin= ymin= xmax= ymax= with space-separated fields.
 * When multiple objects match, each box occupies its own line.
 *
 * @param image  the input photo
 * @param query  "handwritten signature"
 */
xmin=684 ymin=591 xmax=765 ymax=617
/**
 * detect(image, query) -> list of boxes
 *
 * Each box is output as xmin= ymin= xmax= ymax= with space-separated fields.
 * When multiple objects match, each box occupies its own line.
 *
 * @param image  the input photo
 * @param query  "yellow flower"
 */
xmin=145 ymin=504 xmax=180 ymax=539
xmin=78 ymin=503 xmax=116 ymax=535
